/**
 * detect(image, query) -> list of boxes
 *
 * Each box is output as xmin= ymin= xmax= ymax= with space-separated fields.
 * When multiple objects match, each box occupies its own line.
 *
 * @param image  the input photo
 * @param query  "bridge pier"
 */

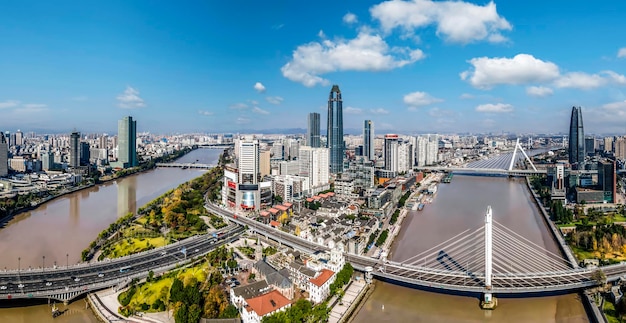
xmin=480 ymin=206 xmax=497 ymax=310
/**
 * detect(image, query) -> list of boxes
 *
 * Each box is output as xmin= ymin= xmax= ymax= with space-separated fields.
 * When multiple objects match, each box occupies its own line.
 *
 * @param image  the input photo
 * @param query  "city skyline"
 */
xmin=1 ymin=1 xmax=626 ymax=134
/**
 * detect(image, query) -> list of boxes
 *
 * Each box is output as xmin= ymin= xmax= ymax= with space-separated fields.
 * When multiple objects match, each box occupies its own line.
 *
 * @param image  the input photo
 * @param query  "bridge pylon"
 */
xmin=481 ymin=206 xmax=497 ymax=310
xmin=508 ymin=138 xmax=537 ymax=171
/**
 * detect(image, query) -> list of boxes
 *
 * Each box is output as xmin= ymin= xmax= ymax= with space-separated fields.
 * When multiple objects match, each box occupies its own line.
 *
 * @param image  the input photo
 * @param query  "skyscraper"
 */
xmin=363 ymin=120 xmax=374 ymax=161
xmin=0 ymin=132 xmax=8 ymax=177
xmin=307 ymin=112 xmax=321 ymax=148
xmin=69 ymin=131 xmax=80 ymax=168
xmin=568 ymin=106 xmax=585 ymax=168
xmin=598 ymin=160 xmax=616 ymax=203
xmin=327 ymin=85 xmax=344 ymax=174
xmin=118 ymin=116 xmax=137 ymax=168
xmin=80 ymin=142 xmax=90 ymax=165
xmin=384 ymin=134 xmax=399 ymax=172
xmin=238 ymin=138 xmax=260 ymax=185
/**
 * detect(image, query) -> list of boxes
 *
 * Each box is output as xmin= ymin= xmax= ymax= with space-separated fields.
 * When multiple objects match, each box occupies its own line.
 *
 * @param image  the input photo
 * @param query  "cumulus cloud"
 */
xmin=254 ymin=82 xmax=266 ymax=93
xmin=618 ymin=47 xmax=626 ymax=58
xmin=266 ymin=96 xmax=284 ymax=105
xmin=526 ymin=86 xmax=553 ymax=98
xmin=370 ymin=0 xmax=512 ymax=44
xmin=229 ymin=103 xmax=248 ymax=110
xmin=403 ymin=91 xmax=443 ymax=109
xmin=116 ymin=86 xmax=146 ymax=108
xmin=0 ymin=100 xmax=20 ymax=109
xmin=476 ymin=103 xmax=513 ymax=113
xmin=603 ymin=70 xmax=626 ymax=85
xmin=460 ymin=54 xmax=560 ymax=89
xmin=344 ymin=106 xmax=363 ymax=114
xmin=370 ymin=108 xmax=389 ymax=114
xmin=554 ymin=72 xmax=606 ymax=90
xmin=252 ymin=107 xmax=270 ymax=115
xmin=343 ymin=12 xmax=358 ymax=24
xmin=281 ymin=32 xmax=424 ymax=87
xmin=198 ymin=110 xmax=213 ymax=116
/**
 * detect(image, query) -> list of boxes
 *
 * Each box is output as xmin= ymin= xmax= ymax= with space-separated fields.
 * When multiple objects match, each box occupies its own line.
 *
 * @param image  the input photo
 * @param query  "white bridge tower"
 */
xmin=482 ymin=205 xmax=497 ymax=309
xmin=508 ymin=138 xmax=537 ymax=171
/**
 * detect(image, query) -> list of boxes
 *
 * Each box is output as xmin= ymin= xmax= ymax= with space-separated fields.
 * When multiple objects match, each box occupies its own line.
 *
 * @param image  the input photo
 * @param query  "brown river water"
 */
xmin=0 ymin=148 xmax=220 ymax=323
xmin=351 ymin=175 xmax=589 ymax=323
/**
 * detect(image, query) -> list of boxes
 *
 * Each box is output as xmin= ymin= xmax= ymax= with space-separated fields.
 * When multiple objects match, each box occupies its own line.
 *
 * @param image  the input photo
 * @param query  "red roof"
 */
xmin=270 ymin=220 xmax=281 ymax=227
xmin=269 ymin=208 xmax=279 ymax=214
xmin=326 ymin=192 xmax=335 ymax=197
xmin=245 ymin=290 xmax=291 ymax=317
xmin=275 ymin=205 xmax=288 ymax=211
xmin=260 ymin=211 xmax=270 ymax=217
xmin=283 ymin=202 xmax=293 ymax=208
xmin=318 ymin=193 xmax=329 ymax=198
xmin=312 ymin=196 xmax=322 ymax=201
xmin=306 ymin=198 xmax=314 ymax=202
xmin=309 ymin=269 xmax=335 ymax=287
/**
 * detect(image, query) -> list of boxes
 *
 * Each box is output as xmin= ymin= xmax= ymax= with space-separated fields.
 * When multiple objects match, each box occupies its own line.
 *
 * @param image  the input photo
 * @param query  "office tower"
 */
xmin=568 ymin=106 xmax=585 ymax=167
xmin=69 ymin=131 xmax=80 ymax=168
xmin=364 ymin=120 xmax=374 ymax=161
xmin=238 ymin=138 xmax=260 ymax=184
xmin=15 ymin=130 xmax=23 ymax=146
xmin=80 ymin=142 xmax=90 ymax=166
xmin=0 ymin=132 xmax=7 ymax=177
xmin=299 ymin=146 xmax=330 ymax=192
xmin=118 ymin=116 xmax=137 ymax=168
xmin=270 ymin=141 xmax=284 ymax=160
xmin=384 ymin=134 xmax=399 ymax=172
xmin=41 ymin=152 xmax=54 ymax=171
xmin=604 ymin=136 xmax=615 ymax=153
xmin=259 ymin=150 xmax=271 ymax=178
xmin=327 ymin=85 xmax=344 ymax=174
xmin=598 ymin=160 xmax=616 ymax=203
xmin=307 ymin=113 xmax=321 ymax=148
xmin=584 ymin=137 xmax=595 ymax=156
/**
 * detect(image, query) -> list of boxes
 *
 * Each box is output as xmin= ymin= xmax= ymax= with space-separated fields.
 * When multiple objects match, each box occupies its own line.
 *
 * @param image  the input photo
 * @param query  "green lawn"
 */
xmin=603 ymin=299 xmax=622 ymax=323
xmin=571 ymin=246 xmax=596 ymax=262
xmin=107 ymin=237 xmax=168 ymax=258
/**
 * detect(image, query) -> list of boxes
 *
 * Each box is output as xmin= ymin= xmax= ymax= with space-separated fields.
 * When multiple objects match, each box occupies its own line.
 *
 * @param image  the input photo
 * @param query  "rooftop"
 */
xmin=245 ymin=290 xmax=291 ymax=317
xmin=309 ymin=269 xmax=335 ymax=287
xmin=232 ymin=280 xmax=270 ymax=300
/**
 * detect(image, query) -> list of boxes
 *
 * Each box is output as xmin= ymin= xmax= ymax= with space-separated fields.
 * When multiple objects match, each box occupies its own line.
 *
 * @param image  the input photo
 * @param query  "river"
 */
xmin=352 ymin=175 xmax=589 ymax=323
xmin=0 ymin=148 xmax=221 ymax=323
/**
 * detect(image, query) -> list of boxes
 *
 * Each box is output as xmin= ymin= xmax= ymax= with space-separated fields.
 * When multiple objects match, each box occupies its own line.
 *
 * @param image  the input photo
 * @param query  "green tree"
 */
xmin=174 ymin=303 xmax=188 ymax=323
xmin=187 ymin=304 xmax=202 ymax=323
xmin=170 ymin=278 xmax=184 ymax=304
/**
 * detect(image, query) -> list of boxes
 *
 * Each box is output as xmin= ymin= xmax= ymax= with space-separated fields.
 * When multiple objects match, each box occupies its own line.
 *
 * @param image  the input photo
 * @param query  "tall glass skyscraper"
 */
xmin=0 ymin=132 xmax=7 ymax=177
xmin=307 ymin=112 xmax=321 ymax=148
xmin=568 ymin=106 xmax=585 ymax=168
xmin=69 ymin=131 xmax=80 ymax=168
xmin=118 ymin=116 xmax=137 ymax=168
xmin=363 ymin=120 xmax=374 ymax=161
xmin=327 ymin=85 xmax=344 ymax=174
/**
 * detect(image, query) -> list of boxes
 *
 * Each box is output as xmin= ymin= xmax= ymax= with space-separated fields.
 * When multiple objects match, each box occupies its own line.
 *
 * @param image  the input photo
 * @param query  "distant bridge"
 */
xmin=198 ymin=143 xmax=234 ymax=149
xmin=414 ymin=166 xmax=546 ymax=177
xmin=155 ymin=163 xmax=216 ymax=169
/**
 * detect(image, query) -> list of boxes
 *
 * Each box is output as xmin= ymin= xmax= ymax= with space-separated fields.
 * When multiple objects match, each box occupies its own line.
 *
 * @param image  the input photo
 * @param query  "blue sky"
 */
xmin=1 ymin=0 xmax=626 ymax=135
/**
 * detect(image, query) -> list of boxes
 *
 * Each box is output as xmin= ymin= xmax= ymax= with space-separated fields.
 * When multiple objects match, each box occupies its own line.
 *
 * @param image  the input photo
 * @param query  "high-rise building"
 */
xmin=41 ymin=151 xmax=54 ymax=171
xmin=69 ymin=131 xmax=81 ymax=168
xmin=585 ymin=137 xmax=595 ymax=156
xmin=299 ymin=146 xmax=330 ymax=194
xmin=615 ymin=137 xmax=626 ymax=161
xmin=238 ymin=138 xmax=260 ymax=185
xmin=307 ymin=113 xmax=321 ymax=148
xmin=327 ymin=85 xmax=344 ymax=174
xmin=568 ymin=106 xmax=585 ymax=168
xmin=14 ymin=130 xmax=23 ymax=146
xmin=80 ymin=142 xmax=90 ymax=166
xmin=363 ymin=120 xmax=374 ymax=161
xmin=259 ymin=150 xmax=271 ymax=178
xmin=604 ymin=136 xmax=615 ymax=153
xmin=598 ymin=160 xmax=616 ymax=203
xmin=384 ymin=134 xmax=399 ymax=173
xmin=0 ymin=132 xmax=8 ymax=177
xmin=118 ymin=116 xmax=137 ymax=168
xmin=99 ymin=135 xmax=108 ymax=149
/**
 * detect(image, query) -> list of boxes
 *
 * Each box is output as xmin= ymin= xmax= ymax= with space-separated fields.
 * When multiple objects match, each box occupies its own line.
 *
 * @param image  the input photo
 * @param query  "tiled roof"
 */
xmin=232 ymin=280 xmax=270 ymax=300
xmin=245 ymin=290 xmax=291 ymax=317
xmin=309 ymin=269 xmax=335 ymax=287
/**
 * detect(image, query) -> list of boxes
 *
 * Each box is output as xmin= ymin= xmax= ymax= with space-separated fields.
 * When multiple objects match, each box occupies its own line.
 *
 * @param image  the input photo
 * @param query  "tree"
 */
xmin=147 ymin=270 xmax=154 ymax=282
xmin=187 ymin=304 xmax=202 ymax=323
xmin=174 ymin=303 xmax=188 ymax=323
xmin=170 ymin=278 xmax=184 ymax=304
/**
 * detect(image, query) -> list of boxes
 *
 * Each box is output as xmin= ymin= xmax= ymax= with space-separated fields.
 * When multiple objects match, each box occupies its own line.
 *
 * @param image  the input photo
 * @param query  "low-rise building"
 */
xmin=241 ymin=290 xmax=291 ymax=323
xmin=308 ymin=269 xmax=336 ymax=303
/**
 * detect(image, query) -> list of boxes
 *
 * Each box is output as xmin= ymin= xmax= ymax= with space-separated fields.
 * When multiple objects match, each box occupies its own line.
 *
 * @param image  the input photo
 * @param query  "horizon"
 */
xmin=1 ymin=1 xmax=625 ymax=134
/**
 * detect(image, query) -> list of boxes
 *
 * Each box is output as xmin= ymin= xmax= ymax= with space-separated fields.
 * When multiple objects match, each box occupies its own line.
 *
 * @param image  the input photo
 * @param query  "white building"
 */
xmin=240 ymin=290 xmax=291 ymax=323
xmin=416 ymin=135 xmax=438 ymax=166
xmin=308 ymin=269 xmax=336 ymax=304
xmin=239 ymin=138 xmax=260 ymax=184
xmin=298 ymin=146 xmax=329 ymax=194
xmin=397 ymin=140 xmax=413 ymax=173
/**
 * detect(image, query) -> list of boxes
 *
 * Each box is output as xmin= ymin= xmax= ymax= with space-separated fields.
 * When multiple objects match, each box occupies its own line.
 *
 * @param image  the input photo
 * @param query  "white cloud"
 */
xmin=618 ymin=47 xmax=626 ymax=58
xmin=370 ymin=0 xmax=512 ymax=44
xmin=344 ymin=106 xmax=363 ymax=114
xmin=460 ymin=93 xmax=474 ymax=99
xmin=229 ymin=103 xmax=248 ymax=110
xmin=318 ymin=30 xmax=326 ymax=38
xmin=370 ymin=108 xmax=389 ymax=114
xmin=603 ymin=70 xmax=626 ymax=85
xmin=271 ymin=24 xmax=284 ymax=30
xmin=236 ymin=117 xmax=250 ymax=124
xmin=116 ymin=86 xmax=146 ymax=108
xmin=198 ymin=110 xmax=213 ymax=116
xmin=526 ymin=86 xmax=553 ymax=98
xmin=254 ymin=82 xmax=266 ymax=93
xmin=403 ymin=91 xmax=442 ymax=108
xmin=603 ymin=100 xmax=626 ymax=111
xmin=266 ymin=96 xmax=284 ymax=105
xmin=281 ymin=31 xmax=424 ymax=87
xmin=252 ymin=107 xmax=270 ymax=115
xmin=0 ymin=100 xmax=20 ymax=109
xmin=343 ymin=12 xmax=358 ymax=24
xmin=23 ymin=103 xmax=47 ymax=109
xmin=461 ymin=54 xmax=560 ymax=89
xmin=476 ymin=103 xmax=513 ymax=113
xmin=554 ymin=72 xmax=606 ymax=90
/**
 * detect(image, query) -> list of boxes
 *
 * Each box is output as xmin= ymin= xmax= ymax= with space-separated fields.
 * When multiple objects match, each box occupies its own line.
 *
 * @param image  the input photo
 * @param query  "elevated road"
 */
xmin=205 ymin=203 xmax=626 ymax=295
xmin=0 ymin=225 xmax=243 ymax=302
xmin=413 ymin=166 xmax=546 ymax=176
xmin=155 ymin=162 xmax=215 ymax=169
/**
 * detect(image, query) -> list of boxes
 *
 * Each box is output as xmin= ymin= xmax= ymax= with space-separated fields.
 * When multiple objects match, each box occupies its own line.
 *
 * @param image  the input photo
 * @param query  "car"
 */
xmin=160 ymin=251 xmax=167 ymax=256
xmin=195 ymin=249 xmax=199 ymax=253
xmin=98 ymin=273 xmax=105 ymax=278
xmin=234 ymin=281 xmax=241 ymax=286
xmin=18 ymin=284 xmax=24 ymax=288
xmin=74 ymin=277 xmax=80 ymax=282
xmin=225 ymin=278 xmax=233 ymax=284
xmin=45 ymin=282 xmax=53 ymax=286
xmin=0 ymin=286 xmax=6 ymax=290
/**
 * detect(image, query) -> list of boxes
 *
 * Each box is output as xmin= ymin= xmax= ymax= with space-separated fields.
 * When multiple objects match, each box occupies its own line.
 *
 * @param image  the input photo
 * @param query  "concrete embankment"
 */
xmin=524 ymin=177 xmax=579 ymax=268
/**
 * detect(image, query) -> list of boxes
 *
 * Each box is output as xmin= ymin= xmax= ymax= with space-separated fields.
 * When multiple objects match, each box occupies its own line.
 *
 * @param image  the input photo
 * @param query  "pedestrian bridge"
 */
xmin=206 ymin=203 xmax=626 ymax=298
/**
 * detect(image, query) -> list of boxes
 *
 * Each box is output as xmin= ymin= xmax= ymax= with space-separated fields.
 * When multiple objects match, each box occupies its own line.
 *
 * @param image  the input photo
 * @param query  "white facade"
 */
xmin=384 ymin=135 xmax=399 ymax=172
xmin=416 ymin=135 xmax=438 ymax=166
xmin=308 ymin=269 xmax=336 ymax=304
xmin=397 ymin=141 xmax=413 ymax=173
xmin=238 ymin=139 xmax=260 ymax=184
xmin=299 ymin=146 xmax=329 ymax=193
